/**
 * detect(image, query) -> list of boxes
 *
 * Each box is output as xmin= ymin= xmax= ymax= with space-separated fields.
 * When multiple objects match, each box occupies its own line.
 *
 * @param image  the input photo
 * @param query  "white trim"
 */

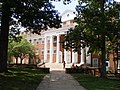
xmin=56 ymin=35 xmax=60 ymax=63
xmin=50 ymin=36 xmax=53 ymax=63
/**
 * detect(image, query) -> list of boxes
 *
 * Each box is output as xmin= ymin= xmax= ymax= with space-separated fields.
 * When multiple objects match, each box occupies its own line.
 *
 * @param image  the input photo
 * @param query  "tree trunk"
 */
xmin=100 ymin=0 xmax=106 ymax=77
xmin=20 ymin=59 xmax=23 ymax=64
xmin=28 ymin=58 xmax=31 ymax=64
xmin=20 ymin=57 xmax=24 ymax=64
xmin=100 ymin=36 xmax=106 ymax=77
xmin=0 ymin=1 xmax=10 ymax=72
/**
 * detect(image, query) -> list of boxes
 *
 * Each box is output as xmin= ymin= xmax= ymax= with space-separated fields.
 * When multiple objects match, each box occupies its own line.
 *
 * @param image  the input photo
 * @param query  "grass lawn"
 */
xmin=71 ymin=73 xmax=120 ymax=90
xmin=0 ymin=67 xmax=46 ymax=90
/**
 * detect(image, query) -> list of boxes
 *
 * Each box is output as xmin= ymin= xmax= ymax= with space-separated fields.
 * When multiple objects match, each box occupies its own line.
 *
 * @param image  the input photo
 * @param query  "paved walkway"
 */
xmin=36 ymin=71 xmax=86 ymax=90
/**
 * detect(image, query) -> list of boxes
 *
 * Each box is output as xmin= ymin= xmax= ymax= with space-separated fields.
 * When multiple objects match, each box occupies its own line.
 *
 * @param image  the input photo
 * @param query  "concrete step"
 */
xmin=44 ymin=63 xmax=72 ymax=71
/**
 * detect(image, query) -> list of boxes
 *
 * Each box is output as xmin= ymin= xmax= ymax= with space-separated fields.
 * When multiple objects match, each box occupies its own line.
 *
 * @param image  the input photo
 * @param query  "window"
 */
xmin=30 ymin=39 xmax=34 ymax=45
xmin=34 ymin=39 xmax=36 ymax=42
xmin=41 ymin=38 xmax=44 ymax=44
xmin=36 ymin=41 xmax=39 ymax=44
xmin=41 ymin=48 xmax=44 ymax=54
xmin=67 ymin=14 xmax=69 ymax=17
xmin=29 ymin=39 xmax=32 ymax=43
xmin=106 ymin=62 xmax=108 ymax=66
xmin=47 ymin=37 xmax=50 ymax=43
xmin=66 ymin=21 xmax=70 ymax=27
xmin=53 ymin=48 xmax=56 ymax=53
xmin=36 ymin=39 xmax=39 ymax=44
xmin=53 ymin=37 xmax=57 ymax=43
xmin=92 ymin=58 xmax=98 ymax=67
xmin=47 ymin=48 xmax=50 ymax=53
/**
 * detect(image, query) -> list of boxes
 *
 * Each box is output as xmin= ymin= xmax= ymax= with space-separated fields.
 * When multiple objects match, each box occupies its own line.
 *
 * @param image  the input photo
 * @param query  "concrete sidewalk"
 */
xmin=36 ymin=71 xmax=86 ymax=90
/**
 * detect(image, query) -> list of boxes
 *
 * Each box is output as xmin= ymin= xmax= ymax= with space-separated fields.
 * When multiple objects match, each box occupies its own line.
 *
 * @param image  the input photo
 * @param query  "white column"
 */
xmin=50 ymin=36 xmax=53 ymax=63
xmin=56 ymin=35 xmax=60 ymax=63
xmin=75 ymin=52 xmax=78 ymax=63
xmin=80 ymin=48 xmax=85 ymax=65
xmin=86 ymin=47 xmax=91 ymax=64
xmin=64 ymin=49 xmax=67 ymax=63
xmin=44 ymin=36 xmax=47 ymax=63
xmin=68 ymin=51 xmax=71 ymax=63
xmin=72 ymin=49 xmax=75 ymax=63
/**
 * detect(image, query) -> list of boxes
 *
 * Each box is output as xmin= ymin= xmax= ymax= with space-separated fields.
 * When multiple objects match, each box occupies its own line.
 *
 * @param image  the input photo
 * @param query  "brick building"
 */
xmin=18 ymin=10 xmax=120 ymax=72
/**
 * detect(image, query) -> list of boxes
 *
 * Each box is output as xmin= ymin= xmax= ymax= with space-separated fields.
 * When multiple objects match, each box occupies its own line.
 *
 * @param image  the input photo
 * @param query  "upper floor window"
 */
xmin=41 ymin=38 xmax=44 ymax=44
xmin=53 ymin=37 xmax=57 ymax=43
xmin=36 ymin=39 xmax=39 ymax=44
xmin=67 ymin=14 xmax=69 ymax=17
xmin=47 ymin=39 xmax=50 ymax=43
xmin=29 ymin=39 xmax=34 ymax=45
xmin=66 ymin=21 xmax=70 ymax=27
xmin=47 ymin=37 xmax=50 ymax=43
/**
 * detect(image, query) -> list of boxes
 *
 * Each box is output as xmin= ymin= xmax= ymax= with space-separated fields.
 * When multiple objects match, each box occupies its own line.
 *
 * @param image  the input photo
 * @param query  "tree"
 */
xmin=62 ymin=0 xmax=120 ymax=77
xmin=8 ymin=37 xmax=35 ymax=64
xmin=0 ymin=0 xmax=61 ymax=72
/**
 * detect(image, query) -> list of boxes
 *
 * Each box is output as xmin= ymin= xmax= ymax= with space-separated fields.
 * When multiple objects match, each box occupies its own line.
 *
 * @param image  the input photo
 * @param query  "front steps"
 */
xmin=40 ymin=63 xmax=72 ymax=71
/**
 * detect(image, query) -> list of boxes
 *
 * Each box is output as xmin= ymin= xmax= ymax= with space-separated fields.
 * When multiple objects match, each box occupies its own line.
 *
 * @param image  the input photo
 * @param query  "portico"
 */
xmin=42 ymin=10 xmax=89 ymax=64
xmin=43 ymin=27 xmax=70 ymax=63
xmin=42 ymin=27 xmax=87 ymax=64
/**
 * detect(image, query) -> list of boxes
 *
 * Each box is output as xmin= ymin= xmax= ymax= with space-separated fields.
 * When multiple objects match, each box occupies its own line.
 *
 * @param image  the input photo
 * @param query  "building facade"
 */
xmin=18 ymin=10 xmax=120 ymax=73
xmin=20 ymin=10 xmax=101 ymax=67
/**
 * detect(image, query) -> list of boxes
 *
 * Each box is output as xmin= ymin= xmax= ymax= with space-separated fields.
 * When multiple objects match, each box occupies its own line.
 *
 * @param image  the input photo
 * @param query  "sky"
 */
xmin=21 ymin=0 xmax=120 ymax=31
xmin=51 ymin=0 xmax=78 ymax=14
xmin=51 ymin=0 xmax=120 ymax=14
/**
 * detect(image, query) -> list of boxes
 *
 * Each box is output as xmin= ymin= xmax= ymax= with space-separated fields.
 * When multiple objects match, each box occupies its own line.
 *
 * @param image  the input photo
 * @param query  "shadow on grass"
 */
xmin=71 ymin=73 xmax=120 ymax=90
xmin=0 ymin=67 xmax=46 ymax=90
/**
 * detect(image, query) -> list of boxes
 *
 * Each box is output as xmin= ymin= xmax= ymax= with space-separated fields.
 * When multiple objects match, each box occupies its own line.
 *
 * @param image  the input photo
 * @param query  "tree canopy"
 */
xmin=8 ymin=37 xmax=35 ymax=64
xmin=0 ymin=0 xmax=61 ymax=72
xmin=1 ymin=0 xmax=61 ymax=33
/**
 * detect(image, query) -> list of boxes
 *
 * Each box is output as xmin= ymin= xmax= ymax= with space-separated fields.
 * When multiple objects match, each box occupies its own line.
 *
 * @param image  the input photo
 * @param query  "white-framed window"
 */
xmin=53 ymin=37 xmax=57 ymax=43
xmin=66 ymin=21 xmax=70 ymax=27
xmin=47 ymin=37 xmax=50 ymax=43
xmin=92 ymin=58 xmax=98 ymax=67
xmin=29 ymin=39 xmax=32 ymax=43
xmin=47 ymin=48 xmax=50 ymax=53
xmin=53 ymin=48 xmax=56 ymax=53
xmin=41 ymin=48 xmax=44 ymax=54
xmin=41 ymin=38 xmax=44 ymax=44
xmin=67 ymin=14 xmax=69 ymax=17
xmin=30 ymin=39 xmax=34 ymax=45
xmin=36 ymin=39 xmax=39 ymax=44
